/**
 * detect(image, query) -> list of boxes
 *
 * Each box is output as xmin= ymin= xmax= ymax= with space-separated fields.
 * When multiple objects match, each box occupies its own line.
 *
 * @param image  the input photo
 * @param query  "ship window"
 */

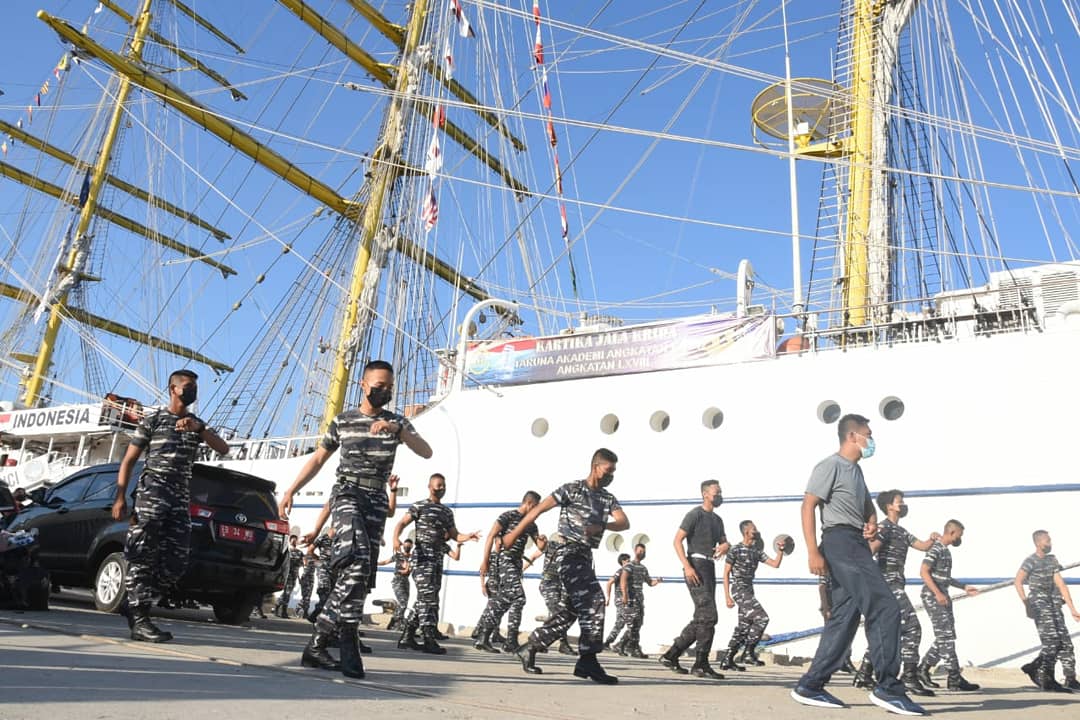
xmin=817 ymin=401 xmax=841 ymax=424
xmin=702 ymin=407 xmax=724 ymax=429
xmin=605 ymin=533 xmax=625 ymax=552
xmin=600 ymin=413 xmax=620 ymax=434
xmin=632 ymin=533 xmax=650 ymax=548
xmin=531 ymin=418 xmax=549 ymax=437
xmin=880 ymin=396 xmax=905 ymax=421
xmin=649 ymin=411 xmax=670 ymax=432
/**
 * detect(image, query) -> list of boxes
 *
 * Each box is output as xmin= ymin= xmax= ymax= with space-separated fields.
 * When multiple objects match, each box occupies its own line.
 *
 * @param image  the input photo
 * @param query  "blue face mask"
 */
xmin=860 ymin=436 xmax=876 ymax=459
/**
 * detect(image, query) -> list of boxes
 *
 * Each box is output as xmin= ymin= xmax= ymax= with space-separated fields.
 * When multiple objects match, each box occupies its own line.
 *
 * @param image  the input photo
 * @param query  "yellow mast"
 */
xmin=320 ymin=0 xmax=430 ymax=431
xmin=841 ymin=0 xmax=881 ymax=330
xmin=22 ymin=0 xmax=155 ymax=407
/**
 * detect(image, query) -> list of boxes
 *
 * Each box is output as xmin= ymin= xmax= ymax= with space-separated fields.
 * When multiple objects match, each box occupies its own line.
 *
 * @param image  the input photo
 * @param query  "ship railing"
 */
xmin=209 ymin=434 xmax=322 ymax=462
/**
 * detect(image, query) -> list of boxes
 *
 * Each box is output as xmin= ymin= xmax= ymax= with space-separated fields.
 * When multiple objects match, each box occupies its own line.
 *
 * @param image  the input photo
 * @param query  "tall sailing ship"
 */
xmin=0 ymin=1 xmax=1077 ymax=667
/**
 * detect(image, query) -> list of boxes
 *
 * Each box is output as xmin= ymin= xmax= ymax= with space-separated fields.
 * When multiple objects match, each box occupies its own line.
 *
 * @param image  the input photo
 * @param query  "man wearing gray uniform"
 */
xmin=112 ymin=369 xmax=229 ymax=643
xmin=505 ymin=448 xmax=629 ymax=684
xmin=378 ymin=539 xmax=412 ymax=630
xmin=279 ymin=360 xmax=432 ymax=680
xmin=392 ymin=473 xmax=479 ymax=654
xmin=475 ymin=492 xmax=542 ymax=653
xmin=660 ymin=479 xmax=729 ymax=680
xmin=1015 ymin=530 xmax=1080 ymax=691
xmin=274 ymin=535 xmax=304 ymax=618
xmin=472 ymin=546 xmax=504 ymax=644
xmin=528 ymin=534 xmax=575 ymax=655
xmin=721 ymin=521 xmax=784 ymax=669
xmin=620 ymin=543 xmax=662 ymax=658
xmin=298 ymin=547 xmax=317 ymax=618
xmin=603 ymin=553 xmax=631 ymax=651
xmin=917 ymin=520 xmax=980 ymax=692
xmin=790 ymin=414 xmax=926 ymax=716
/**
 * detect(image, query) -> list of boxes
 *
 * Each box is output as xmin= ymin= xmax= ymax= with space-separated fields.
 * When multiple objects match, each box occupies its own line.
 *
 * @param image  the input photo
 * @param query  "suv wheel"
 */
xmin=93 ymin=552 xmax=127 ymax=613
xmin=213 ymin=594 xmax=258 ymax=625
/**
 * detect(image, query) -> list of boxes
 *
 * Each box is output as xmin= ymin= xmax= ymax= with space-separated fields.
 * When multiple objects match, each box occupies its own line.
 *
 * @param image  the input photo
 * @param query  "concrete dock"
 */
xmin=0 ymin=593 xmax=1075 ymax=719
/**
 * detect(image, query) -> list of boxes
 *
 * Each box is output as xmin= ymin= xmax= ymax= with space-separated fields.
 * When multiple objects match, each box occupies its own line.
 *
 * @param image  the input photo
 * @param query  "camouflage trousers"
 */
xmin=1031 ymin=595 xmax=1076 ymax=675
xmin=604 ymin=600 xmax=626 ymax=645
xmin=621 ymin=600 xmax=645 ymax=649
xmin=539 ymin=574 xmax=570 ymax=643
xmin=316 ymin=484 xmax=387 ymax=630
xmin=480 ymin=555 xmax=526 ymax=637
xmin=124 ymin=484 xmax=191 ymax=609
xmin=275 ymin=567 xmax=300 ymax=609
xmin=408 ymin=549 xmax=444 ymax=633
xmin=672 ymin=557 xmax=718 ymax=652
xmin=920 ymin=588 xmax=959 ymax=673
xmin=391 ymin=574 xmax=410 ymax=623
xmin=528 ymin=544 xmax=605 ymax=655
xmin=726 ymin=582 xmax=769 ymax=652
xmin=298 ymin=565 xmax=316 ymax=613
xmin=862 ymin=579 xmax=921 ymax=666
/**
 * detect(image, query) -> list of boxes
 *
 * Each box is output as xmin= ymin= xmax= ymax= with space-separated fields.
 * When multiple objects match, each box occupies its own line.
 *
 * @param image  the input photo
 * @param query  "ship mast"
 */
xmin=22 ymin=0 xmax=155 ymax=407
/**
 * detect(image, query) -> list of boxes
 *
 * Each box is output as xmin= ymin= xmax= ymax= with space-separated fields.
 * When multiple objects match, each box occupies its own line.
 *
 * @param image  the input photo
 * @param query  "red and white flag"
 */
xmin=554 ymin=152 xmax=563 ymax=194
xmin=425 ymin=133 xmax=443 ymax=176
xmin=546 ymin=119 xmax=557 ymax=148
xmin=443 ymin=37 xmax=455 ymax=80
xmin=534 ymin=24 xmax=544 ymax=65
xmin=422 ymin=186 xmax=439 ymax=232
xmin=450 ymin=0 xmax=475 ymax=38
xmin=542 ymin=67 xmax=552 ymax=110
xmin=533 ymin=0 xmax=541 ymax=24
xmin=559 ymin=203 xmax=568 ymax=238
xmin=433 ymin=104 xmax=446 ymax=129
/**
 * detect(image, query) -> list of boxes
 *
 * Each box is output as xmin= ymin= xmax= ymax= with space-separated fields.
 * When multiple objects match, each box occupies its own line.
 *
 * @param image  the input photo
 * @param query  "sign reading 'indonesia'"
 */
xmin=464 ymin=315 xmax=776 ymax=386
xmin=0 ymin=403 xmax=105 ymax=436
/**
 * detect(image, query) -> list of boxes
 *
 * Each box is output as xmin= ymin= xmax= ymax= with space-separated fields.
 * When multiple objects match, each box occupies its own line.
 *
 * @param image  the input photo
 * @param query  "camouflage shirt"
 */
xmin=876 ymin=519 xmax=917 ymax=583
xmin=552 ymin=480 xmax=622 ymax=549
xmin=727 ymin=542 xmax=767 ymax=584
xmin=320 ymin=409 xmax=414 ymax=488
xmin=624 ymin=561 xmax=653 ymax=603
xmin=409 ymin=500 xmax=456 ymax=554
xmin=541 ymin=538 xmax=561 ymax=581
xmin=497 ymin=509 xmax=538 ymax=560
xmin=611 ymin=567 xmax=626 ymax=604
xmin=393 ymin=550 xmax=412 ymax=576
xmin=923 ymin=540 xmax=962 ymax=590
xmin=131 ymin=408 xmax=205 ymax=487
xmin=314 ymin=533 xmax=333 ymax=565
xmin=287 ymin=547 xmax=304 ymax=573
xmin=1020 ymin=552 xmax=1063 ymax=602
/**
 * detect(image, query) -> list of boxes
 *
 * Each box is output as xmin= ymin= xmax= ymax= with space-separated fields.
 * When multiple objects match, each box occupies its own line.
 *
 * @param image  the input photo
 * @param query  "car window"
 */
xmin=190 ymin=473 xmax=277 ymax=520
xmin=81 ymin=473 xmax=119 ymax=503
xmin=46 ymin=474 xmax=95 ymax=505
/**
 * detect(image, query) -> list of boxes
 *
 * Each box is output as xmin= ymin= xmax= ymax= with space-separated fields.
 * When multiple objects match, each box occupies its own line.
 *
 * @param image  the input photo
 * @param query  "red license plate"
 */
xmin=218 ymin=523 xmax=255 ymax=543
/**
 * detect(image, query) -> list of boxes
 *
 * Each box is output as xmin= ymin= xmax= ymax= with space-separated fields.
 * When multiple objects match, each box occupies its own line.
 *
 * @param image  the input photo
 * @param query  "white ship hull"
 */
xmin=220 ymin=320 xmax=1080 ymax=669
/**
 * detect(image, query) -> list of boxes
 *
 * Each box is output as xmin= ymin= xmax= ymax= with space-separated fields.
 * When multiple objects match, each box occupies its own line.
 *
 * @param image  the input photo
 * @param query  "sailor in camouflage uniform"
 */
xmin=377 ymin=539 xmax=412 ymax=629
xmin=392 ymin=473 xmax=479 ymax=654
xmin=274 ymin=535 xmax=304 ymax=618
xmin=721 ymin=521 xmax=783 ymax=668
xmin=1015 ymin=530 xmax=1080 ymax=692
xmin=603 ymin=553 xmax=631 ymax=651
xmin=619 ymin=543 xmax=662 ymax=658
xmin=474 ymin=492 xmax=543 ymax=653
xmin=279 ymin=360 xmax=432 ymax=679
xmin=527 ymin=533 xmax=575 ymax=654
xmin=112 ymin=369 xmax=229 ymax=643
xmin=856 ymin=490 xmax=940 ymax=695
xmin=298 ymin=547 xmax=318 ymax=618
xmin=917 ymin=519 xmax=980 ymax=692
xmin=471 ymin=546 xmax=502 ymax=642
xmin=505 ymin=448 xmax=629 ymax=685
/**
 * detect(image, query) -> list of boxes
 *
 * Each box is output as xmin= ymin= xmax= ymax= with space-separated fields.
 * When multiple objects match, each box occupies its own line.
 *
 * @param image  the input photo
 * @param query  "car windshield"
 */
xmin=190 ymin=473 xmax=276 ymax=520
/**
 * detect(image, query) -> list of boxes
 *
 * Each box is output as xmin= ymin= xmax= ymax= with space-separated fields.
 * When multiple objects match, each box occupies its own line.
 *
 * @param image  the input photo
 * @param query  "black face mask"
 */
xmin=366 ymin=386 xmax=391 ymax=407
xmin=708 ymin=492 xmax=723 ymax=506
xmin=898 ymin=503 xmax=909 ymax=519
xmin=179 ymin=386 xmax=197 ymax=405
xmin=751 ymin=533 xmax=764 ymax=552
xmin=599 ymin=472 xmax=614 ymax=488
xmin=952 ymin=537 xmax=962 ymax=548
xmin=433 ymin=487 xmax=446 ymax=500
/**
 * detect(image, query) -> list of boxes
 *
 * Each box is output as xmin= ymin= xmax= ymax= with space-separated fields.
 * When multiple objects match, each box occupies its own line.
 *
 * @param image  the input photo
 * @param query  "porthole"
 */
xmin=631 ymin=533 xmax=650 ymax=548
xmin=531 ymin=418 xmax=549 ymax=437
xmin=702 ymin=407 xmax=724 ymax=429
xmin=879 ymin=396 xmax=905 ymax=421
xmin=600 ymin=413 xmax=620 ymax=434
xmin=817 ymin=400 xmax=841 ymax=424
xmin=605 ymin=533 xmax=625 ymax=552
xmin=649 ymin=410 xmax=670 ymax=432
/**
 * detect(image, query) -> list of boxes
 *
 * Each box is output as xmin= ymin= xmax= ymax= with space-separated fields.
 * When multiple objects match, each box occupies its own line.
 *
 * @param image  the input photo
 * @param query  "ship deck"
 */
xmin=1 ymin=591 xmax=1075 ymax=719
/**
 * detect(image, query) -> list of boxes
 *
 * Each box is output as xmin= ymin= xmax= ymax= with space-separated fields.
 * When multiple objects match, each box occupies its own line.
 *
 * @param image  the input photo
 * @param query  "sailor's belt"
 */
xmin=337 ymin=474 xmax=384 ymax=490
xmin=689 ymin=553 xmax=710 ymax=560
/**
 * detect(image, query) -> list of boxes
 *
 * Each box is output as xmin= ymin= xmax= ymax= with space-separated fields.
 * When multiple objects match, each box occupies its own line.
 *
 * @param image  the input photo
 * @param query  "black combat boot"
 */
xmin=739 ymin=646 xmax=765 ymax=667
xmin=718 ymin=646 xmax=746 ymax=672
xmin=357 ymin=636 xmax=373 ymax=654
xmin=916 ymin=661 xmax=940 ymax=689
xmin=301 ymin=626 xmax=341 ymax=670
xmin=659 ymin=641 xmax=690 ymax=675
xmin=690 ymin=649 xmax=725 ymax=680
xmin=397 ymin=621 xmax=423 ymax=651
xmin=1020 ymin=659 xmax=1041 ymax=687
xmin=473 ymin=627 xmax=501 ymax=653
xmin=852 ymin=658 xmax=875 ymax=689
xmin=946 ymin=671 xmax=980 ymax=691
xmin=901 ymin=662 xmax=935 ymax=697
xmin=517 ymin=644 xmax=543 ymax=674
xmin=490 ymin=629 xmax=507 ymax=645
xmin=628 ymin=644 xmax=648 ymax=659
xmin=1063 ymin=674 xmax=1080 ymax=691
xmin=614 ymin=637 xmax=629 ymax=656
xmin=421 ymin=627 xmax=447 ymax=655
xmin=470 ymin=625 xmax=481 ymax=640
xmin=338 ymin=623 xmax=365 ymax=679
xmin=502 ymin=629 xmax=522 ymax=654
xmin=558 ymin=637 xmax=576 ymax=655
xmin=839 ymin=656 xmax=858 ymax=673
xmin=130 ymin=606 xmax=172 ymax=643
xmin=574 ymin=652 xmax=618 ymax=685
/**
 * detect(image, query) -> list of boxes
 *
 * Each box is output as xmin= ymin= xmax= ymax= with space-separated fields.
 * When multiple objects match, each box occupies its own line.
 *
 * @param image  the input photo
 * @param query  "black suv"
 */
xmin=7 ymin=463 xmax=289 ymax=623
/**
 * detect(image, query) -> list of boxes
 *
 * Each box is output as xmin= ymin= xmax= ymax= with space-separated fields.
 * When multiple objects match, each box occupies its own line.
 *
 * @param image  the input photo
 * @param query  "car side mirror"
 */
xmin=45 ymin=495 xmax=64 ymax=508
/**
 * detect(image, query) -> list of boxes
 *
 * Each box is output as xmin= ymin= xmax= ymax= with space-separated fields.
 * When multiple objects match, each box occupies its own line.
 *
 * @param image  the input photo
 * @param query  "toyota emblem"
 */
xmin=235 ymin=513 xmax=248 ymax=524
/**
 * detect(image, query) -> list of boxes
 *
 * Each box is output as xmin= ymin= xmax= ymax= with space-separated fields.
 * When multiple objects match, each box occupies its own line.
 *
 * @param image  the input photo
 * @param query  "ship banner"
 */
xmin=464 ymin=314 xmax=776 ymax=386
xmin=0 ymin=403 xmax=104 ymax=436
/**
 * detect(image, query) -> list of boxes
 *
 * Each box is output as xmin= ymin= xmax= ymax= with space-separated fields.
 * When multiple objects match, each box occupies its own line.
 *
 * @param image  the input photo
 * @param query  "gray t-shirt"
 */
xmin=805 ymin=453 xmax=870 ymax=531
